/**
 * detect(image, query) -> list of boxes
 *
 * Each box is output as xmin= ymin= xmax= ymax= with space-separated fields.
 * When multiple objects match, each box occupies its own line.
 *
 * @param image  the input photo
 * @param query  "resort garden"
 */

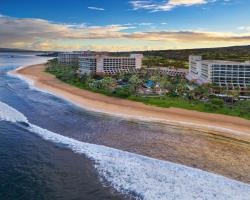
xmin=46 ymin=59 xmax=250 ymax=120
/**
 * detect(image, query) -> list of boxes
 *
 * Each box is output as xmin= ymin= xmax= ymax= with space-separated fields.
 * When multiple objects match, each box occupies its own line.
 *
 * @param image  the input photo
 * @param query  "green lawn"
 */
xmin=128 ymin=96 xmax=250 ymax=119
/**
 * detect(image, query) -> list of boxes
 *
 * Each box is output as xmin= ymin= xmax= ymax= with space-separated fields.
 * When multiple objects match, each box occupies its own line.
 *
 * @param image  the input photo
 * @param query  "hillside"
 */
xmin=112 ymin=45 xmax=250 ymax=62
xmin=0 ymin=48 xmax=41 ymax=52
xmin=2 ymin=45 xmax=250 ymax=62
xmin=0 ymin=48 xmax=57 ymax=57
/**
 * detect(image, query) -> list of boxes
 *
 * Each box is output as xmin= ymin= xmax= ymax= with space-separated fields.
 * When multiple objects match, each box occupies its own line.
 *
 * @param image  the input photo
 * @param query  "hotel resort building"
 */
xmin=78 ymin=54 xmax=143 ymax=75
xmin=58 ymin=51 xmax=93 ymax=65
xmin=187 ymin=55 xmax=250 ymax=89
xmin=147 ymin=67 xmax=188 ymax=78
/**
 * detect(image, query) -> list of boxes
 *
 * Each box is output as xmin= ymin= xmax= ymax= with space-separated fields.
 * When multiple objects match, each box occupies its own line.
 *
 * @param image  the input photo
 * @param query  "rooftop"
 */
xmin=79 ymin=54 xmax=143 ymax=59
xmin=190 ymin=55 xmax=250 ymax=65
xmin=147 ymin=67 xmax=188 ymax=72
xmin=201 ymin=60 xmax=250 ymax=65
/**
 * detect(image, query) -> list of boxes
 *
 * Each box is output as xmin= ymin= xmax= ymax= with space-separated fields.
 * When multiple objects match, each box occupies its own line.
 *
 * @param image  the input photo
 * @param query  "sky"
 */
xmin=0 ymin=0 xmax=250 ymax=51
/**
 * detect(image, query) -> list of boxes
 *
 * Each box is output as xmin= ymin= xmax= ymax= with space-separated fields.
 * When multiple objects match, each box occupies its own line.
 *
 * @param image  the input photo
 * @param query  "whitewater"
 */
xmin=0 ymin=101 xmax=250 ymax=200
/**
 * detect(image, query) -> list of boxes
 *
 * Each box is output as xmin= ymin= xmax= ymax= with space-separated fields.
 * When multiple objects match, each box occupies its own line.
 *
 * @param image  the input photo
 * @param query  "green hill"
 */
xmin=112 ymin=45 xmax=250 ymax=62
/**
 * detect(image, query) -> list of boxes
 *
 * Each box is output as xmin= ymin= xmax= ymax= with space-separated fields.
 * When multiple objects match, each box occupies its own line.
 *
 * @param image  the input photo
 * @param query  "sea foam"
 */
xmin=0 ymin=100 xmax=250 ymax=200
xmin=0 ymin=101 xmax=28 ymax=123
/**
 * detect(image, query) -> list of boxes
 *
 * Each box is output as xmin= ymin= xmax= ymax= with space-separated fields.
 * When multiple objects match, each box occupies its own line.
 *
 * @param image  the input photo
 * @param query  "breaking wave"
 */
xmin=0 ymin=100 xmax=250 ymax=200
xmin=0 ymin=101 xmax=28 ymax=123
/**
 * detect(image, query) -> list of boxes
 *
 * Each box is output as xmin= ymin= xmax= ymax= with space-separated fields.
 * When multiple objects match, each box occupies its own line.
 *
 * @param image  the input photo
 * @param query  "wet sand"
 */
xmin=96 ymin=122 xmax=250 ymax=184
xmin=13 ymin=63 xmax=250 ymax=183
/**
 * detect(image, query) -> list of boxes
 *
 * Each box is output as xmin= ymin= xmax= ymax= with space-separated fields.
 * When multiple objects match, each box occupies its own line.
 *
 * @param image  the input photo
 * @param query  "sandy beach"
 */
xmin=10 ymin=63 xmax=250 ymax=183
xmin=13 ymin=63 xmax=250 ymax=141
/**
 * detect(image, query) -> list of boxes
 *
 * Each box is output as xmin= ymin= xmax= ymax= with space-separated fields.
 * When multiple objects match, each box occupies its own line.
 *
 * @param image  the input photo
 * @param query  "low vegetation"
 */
xmin=46 ymin=59 xmax=250 ymax=120
xmin=112 ymin=45 xmax=250 ymax=62
xmin=142 ymin=57 xmax=188 ymax=69
xmin=112 ymin=45 xmax=250 ymax=70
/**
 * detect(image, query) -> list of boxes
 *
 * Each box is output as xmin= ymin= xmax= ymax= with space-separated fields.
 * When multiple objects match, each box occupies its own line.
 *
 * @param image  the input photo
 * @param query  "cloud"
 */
xmin=238 ymin=26 xmax=250 ymax=32
xmin=0 ymin=16 xmax=128 ymax=46
xmin=130 ymin=0 xmax=208 ymax=12
xmin=127 ymin=31 xmax=250 ymax=42
xmin=1 ymin=15 xmax=250 ymax=51
xmin=88 ymin=6 xmax=105 ymax=11
xmin=138 ymin=22 xmax=153 ymax=26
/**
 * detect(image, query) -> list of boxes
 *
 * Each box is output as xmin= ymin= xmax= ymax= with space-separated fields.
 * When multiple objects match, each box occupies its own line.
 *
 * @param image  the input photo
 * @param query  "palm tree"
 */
xmin=101 ymin=77 xmax=116 ymax=89
xmin=129 ymin=75 xmax=143 ymax=92
xmin=231 ymin=87 xmax=240 ymax=102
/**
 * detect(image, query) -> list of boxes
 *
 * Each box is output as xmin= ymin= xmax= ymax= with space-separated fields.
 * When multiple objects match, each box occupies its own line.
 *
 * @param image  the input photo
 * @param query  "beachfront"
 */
xmin=11 ymin=62 xmax=250 ymax=183
xmin=14 ymin=63 xmax=250 ymax=140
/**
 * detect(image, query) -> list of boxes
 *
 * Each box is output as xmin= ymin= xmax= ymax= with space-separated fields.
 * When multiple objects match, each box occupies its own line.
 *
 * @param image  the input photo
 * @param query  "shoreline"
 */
xmin=11 ymin=63 xmax=250 ymax=143
xmin=9 ymin=62 xmax=250 ymax=183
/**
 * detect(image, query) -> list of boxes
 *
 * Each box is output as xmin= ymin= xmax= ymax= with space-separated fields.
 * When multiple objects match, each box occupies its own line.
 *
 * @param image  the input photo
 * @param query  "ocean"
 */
xmin=0 ymin=53 xmax=130 ymax=200
xmin=0 ymin=53 xmax=250 ymax=200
